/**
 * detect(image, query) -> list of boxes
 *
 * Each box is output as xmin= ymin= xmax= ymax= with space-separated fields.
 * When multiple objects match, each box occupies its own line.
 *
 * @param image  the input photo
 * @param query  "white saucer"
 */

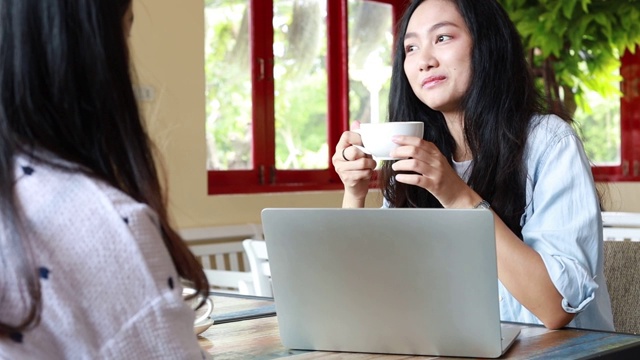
xmin=194 ymin=316 xmax=214 ymax=335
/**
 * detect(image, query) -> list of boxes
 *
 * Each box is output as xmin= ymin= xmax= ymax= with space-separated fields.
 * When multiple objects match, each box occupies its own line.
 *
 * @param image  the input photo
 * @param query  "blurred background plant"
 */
xmin=498 ymin=0 xmax=640 ymax=164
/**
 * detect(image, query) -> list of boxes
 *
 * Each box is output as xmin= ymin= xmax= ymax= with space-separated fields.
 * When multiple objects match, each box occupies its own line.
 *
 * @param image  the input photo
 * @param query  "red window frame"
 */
xmin=207 ymin=0 xmax=405 ymax=195
xmin=592 ymin=47 xmax=640 ymax=182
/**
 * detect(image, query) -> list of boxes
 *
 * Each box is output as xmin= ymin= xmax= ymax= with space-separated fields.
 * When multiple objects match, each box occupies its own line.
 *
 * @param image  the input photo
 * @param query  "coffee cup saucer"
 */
xmin=194 ymin=314 xmax=215 ymax=335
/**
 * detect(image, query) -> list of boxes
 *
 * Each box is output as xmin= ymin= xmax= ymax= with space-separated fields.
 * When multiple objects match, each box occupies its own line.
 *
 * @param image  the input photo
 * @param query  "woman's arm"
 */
xmin=493 ymin=214 xmax=575 ymax=329
xmin=389 ymin=118 xmax=598 ymax=329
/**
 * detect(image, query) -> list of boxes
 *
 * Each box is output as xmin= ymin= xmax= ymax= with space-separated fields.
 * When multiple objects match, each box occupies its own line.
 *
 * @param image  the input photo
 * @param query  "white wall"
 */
xmin=130 ymin=0 xmax=640 ymax=230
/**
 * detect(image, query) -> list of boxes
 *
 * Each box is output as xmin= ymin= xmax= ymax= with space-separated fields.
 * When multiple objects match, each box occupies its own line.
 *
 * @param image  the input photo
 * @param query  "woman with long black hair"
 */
xmin=333 ymin=0 xmax=614 ymax=331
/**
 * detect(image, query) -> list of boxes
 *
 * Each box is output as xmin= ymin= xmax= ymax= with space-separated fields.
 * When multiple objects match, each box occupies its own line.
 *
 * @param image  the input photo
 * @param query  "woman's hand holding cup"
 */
xmin=332 ymin=121 xmax=377 ymax=207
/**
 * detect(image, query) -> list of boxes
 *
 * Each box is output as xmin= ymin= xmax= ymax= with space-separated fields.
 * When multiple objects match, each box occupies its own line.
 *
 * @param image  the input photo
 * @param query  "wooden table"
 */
xmin=200 ymin=293 xmax=640 ymax=359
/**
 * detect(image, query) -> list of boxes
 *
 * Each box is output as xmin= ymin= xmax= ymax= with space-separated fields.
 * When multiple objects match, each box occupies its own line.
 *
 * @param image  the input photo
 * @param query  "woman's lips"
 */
xmin=421 ymin=75 xmax=446 ymax=88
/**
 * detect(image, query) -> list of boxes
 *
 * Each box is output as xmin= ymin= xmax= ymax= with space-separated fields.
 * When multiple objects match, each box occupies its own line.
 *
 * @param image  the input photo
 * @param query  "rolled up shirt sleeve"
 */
xmin=521 ymin=117 xmax=601 ymax=315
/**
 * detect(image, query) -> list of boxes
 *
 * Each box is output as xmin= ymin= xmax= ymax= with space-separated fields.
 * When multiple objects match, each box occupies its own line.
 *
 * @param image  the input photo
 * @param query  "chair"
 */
xmin=603 ymin=240 xmax=640 ymax=334
xmin=188 ymin=241 xmax=254 ymax=294
xmin=242 ymin=239 xmax=273 ymax=297
xmin=602 ymin=212 xmax=640 ymax=241
xmin=601 ymin=212 xmax=640 ymax=334
xmin=179 ymin=224 xmax=263 ymax=295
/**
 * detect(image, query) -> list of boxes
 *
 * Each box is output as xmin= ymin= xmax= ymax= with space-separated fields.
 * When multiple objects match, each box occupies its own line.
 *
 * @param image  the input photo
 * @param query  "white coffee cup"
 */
xmin=354 ymin=121 xmax=424 ymax=160
xmin=182 ymin=288 xmax=214 ymax=325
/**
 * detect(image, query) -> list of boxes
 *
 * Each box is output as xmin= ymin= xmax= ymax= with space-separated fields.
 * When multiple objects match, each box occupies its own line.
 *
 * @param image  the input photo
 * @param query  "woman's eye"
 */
xmin=436 ymin=35 xmax=452 ymax=43
xmin=405 ymin=45 xmax=417 ymax=53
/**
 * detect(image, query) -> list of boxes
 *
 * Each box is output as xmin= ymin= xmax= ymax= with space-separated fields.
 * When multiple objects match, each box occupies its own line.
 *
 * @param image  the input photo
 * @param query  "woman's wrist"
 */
xmin=342 ymin=190 xmax=367 ymax=208
xmin=441 ymin=186 xmax=482 ymax=209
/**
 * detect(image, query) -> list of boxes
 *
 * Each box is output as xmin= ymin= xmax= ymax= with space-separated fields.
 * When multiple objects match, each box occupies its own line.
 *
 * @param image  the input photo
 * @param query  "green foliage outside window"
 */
xmin=498 ymin=0 xmax=640 ymax=164
xmin=205 ymin=0 xmax=252 ymax=170
xmin=273 ymin=0 xmax=329 ymax=170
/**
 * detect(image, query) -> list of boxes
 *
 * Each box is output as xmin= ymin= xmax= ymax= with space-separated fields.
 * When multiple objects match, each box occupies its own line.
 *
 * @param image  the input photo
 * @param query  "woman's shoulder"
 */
xmin=14 ymin=153 xmax=96 ymax=214
xmin=14 ymin=151 xmax=162 ymax=253
xmin=526 ymin=113 xmax=580 ymax=152
xmin=528 ymin=113 xmax=575 ymax=139
xmin=16 ymin=151 xmax=148 ymax=211
xmin=524 ymin=113 xmax=588 ymax=172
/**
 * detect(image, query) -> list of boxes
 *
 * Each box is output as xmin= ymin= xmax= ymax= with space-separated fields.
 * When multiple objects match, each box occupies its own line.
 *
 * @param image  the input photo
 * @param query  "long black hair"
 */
xmin=380 ymin=0 xmax=554 ymax=237
xmin=0 ymin=0 xmax=208 ymax=336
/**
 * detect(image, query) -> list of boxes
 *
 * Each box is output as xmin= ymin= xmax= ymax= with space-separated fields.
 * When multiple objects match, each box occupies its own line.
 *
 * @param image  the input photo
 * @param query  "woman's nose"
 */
xmin=418 ymin=50 xmax=437 ymax=71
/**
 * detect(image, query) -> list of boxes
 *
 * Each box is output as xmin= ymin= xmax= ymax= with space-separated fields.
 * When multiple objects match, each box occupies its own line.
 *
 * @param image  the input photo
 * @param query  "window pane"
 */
xmin=576 ymin=86 xmax=622 ymax=166
xmin=273 ymin=0 xmax=328 ymax=170
xmin=348 ymin=0 xmax=393 ymax=125
xmin=205 ymin=0 xmax=252 ymax=170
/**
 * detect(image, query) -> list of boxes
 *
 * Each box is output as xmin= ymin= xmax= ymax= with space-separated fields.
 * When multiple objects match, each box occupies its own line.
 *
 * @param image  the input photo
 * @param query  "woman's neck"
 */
xmin=443 ymin=112 xmax=471 ymax=162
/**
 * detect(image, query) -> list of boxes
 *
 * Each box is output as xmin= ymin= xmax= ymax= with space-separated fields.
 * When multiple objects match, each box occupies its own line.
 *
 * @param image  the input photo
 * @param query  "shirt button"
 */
xmin=499 ymin=295 xmax=504 ymax=302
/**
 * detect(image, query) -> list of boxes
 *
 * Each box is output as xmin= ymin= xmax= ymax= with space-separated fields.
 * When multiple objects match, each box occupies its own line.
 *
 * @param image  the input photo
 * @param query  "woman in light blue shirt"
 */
xmin=333 ymin=0 xmax=614 ymax=331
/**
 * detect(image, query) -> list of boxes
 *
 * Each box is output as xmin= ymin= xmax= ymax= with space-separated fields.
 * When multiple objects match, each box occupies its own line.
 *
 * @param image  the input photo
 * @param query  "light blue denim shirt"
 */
xmin=386 ymin=114 xmax=615 ymax=331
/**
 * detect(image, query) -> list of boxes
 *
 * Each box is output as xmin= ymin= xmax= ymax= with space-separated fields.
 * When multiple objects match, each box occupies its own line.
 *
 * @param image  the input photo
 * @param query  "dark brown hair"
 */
xmin=0 ymin=0 xmax=208 ymax=336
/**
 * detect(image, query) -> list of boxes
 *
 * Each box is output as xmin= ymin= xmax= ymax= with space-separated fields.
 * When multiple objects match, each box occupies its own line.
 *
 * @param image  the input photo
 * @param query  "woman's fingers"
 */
xmin=332 ymin=130 xmax=377 ymax=199
xmin=390 ymin=136 xmax=440 ymax=159
xmin=389 ymin=140 xmax=470 ymax=207
xmin=340 ymin=145 xmax=370 ymax=162
xmin=334 ymin=156 xmax=377 ymax=179
xmin=332 ymin=129 xmax=372 ymax=165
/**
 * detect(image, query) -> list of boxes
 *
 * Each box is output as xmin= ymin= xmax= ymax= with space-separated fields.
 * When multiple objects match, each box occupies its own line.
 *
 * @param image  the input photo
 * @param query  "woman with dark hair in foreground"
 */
xmin=0 ymin=0 xmax=209 ymax=357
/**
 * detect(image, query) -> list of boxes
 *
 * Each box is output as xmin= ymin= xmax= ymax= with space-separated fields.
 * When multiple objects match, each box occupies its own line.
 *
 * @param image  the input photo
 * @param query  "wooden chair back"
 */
xmin=242 ymin=239 xmax=272 ymax=297
xmin=179 ymin=223 xmax=263 ymax=294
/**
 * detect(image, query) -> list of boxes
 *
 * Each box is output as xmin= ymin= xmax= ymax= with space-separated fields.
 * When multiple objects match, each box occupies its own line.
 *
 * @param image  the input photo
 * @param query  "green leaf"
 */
xmin=516 ymin=19 xmax=539 ymax=37
xmin=594 ymin=13 xmax=608 ymax=26
xmin=568 ymin=24 xmax=583 ymax=50
xmin=562 ymin=0 xmax=578 ymax=19
xmin=537 ymin=33 xmax=563 ymax=57
xmin=601 ymin=22 xmax=613 ymax=43
xmin=576 ymin=15 xmax=593 ymax=44
xmin=620 ymin=6 xmax=632 ymax=30
xmin=617 ymin=32 xmax=629 ymax=53
xmin=549 ymin=1 xmax=562 ymax=20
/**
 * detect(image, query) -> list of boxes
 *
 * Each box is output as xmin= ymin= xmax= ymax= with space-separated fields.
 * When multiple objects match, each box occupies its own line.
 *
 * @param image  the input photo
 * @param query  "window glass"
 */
xmin=273 ymin=0 xmax=329 ymax=170
xmin=576 ymin=86 xmax=621 ymax=166
xmin=348 ymin=1 xmax=393 ymax=125
xmin=205 ymin=0 xmax=252 ymax=170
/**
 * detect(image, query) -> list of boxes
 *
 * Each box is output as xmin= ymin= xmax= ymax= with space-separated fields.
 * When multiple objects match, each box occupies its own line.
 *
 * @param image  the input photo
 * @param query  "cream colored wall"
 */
xmin=130 ymin=0 xmax=640 ymax=230
xmin=600 ymin=183 xmax=640 ymax=212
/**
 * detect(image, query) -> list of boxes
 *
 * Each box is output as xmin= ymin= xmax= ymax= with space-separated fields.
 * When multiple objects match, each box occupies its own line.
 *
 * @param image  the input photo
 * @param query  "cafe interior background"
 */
xmin=130 ymin=0 xmax=640 ymax=232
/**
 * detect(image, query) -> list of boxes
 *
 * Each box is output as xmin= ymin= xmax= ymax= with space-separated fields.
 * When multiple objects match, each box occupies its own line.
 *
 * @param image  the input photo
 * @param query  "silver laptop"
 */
xmin=261 ymin=208 xmax=520 ymax=358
